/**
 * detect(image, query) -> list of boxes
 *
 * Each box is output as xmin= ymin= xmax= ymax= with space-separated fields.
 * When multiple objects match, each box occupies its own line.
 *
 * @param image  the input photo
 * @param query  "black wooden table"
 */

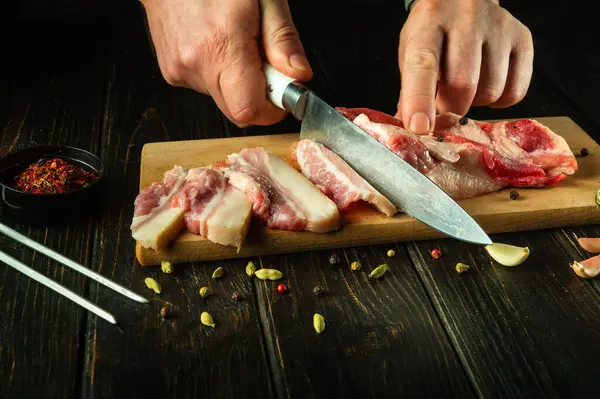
xmin=2 ymin=1 xmax=600 ymax=398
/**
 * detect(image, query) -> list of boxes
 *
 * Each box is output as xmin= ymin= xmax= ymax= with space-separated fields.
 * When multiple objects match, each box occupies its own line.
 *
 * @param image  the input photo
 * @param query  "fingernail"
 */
xmin=409 ymin=112 xmax=430 ymax=134
xmin=289 ymin=54 xmax=312 ymax=72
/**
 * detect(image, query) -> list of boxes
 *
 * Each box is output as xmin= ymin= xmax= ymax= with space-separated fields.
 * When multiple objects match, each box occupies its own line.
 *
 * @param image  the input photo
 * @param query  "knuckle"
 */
xmin=164 ymin=60 xmax=185 ymax=86
xmin=445 ymin=73 xmax=478 ymax=95
xmin=504 ymin=87 xmax=526 ymax=105
xmin=266 ymin=23 xmax=300 ymax=46
xmin=177 ymin=47 xmax=198 ymax=71
xmin=414 ymin=0 xmax=442 ymax=14
xmin=477 ymin=86 xmax=503 ymax=104
xmin=229 ymin=105 xmax=257 ymax=125
xmin=405 ymin=49 xmax=439 ymax=72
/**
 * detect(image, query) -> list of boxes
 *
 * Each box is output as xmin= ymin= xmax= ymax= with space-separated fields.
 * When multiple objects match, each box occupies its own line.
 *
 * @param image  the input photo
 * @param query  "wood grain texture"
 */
xmin=135 ymin=116 xmax=600 ymax=265
xmin=0 ymin=17 xmax=105 ymax=399
xmin=254 ymin=246 xmax=475 ymax=399
xmin=81 ymin=8 xmax=278 ymax=398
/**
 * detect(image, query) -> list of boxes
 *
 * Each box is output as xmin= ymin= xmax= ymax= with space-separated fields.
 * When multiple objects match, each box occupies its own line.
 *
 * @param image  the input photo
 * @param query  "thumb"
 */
xmin=259 ymin=0 xmax=313 ymax=81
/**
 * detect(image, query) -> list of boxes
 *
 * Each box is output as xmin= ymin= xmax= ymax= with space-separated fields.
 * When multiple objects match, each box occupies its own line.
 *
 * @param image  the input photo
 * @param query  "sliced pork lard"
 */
xmin=225 ymin=148 xmax=341 ymax=233
xmin=292 ymin=139 xmax=397 ymax=216
xmin=171 ymin=168 xmax=252 ymax=250
xmin=131 ymin=165 xmax=188 ymax=250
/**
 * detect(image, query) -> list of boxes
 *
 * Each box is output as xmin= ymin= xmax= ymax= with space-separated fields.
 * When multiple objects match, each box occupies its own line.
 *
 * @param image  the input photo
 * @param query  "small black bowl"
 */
xmin=0 ymin=145 xmax=104 ymax=224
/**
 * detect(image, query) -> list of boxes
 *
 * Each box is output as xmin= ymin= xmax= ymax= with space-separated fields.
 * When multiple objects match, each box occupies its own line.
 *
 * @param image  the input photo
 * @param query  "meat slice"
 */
xmin=131 ymin=165 xmax=188 ymax=250
xmin=291 ymin=139 xmax=397 ymax=216
xmin=224 ymin=147 xmax=340 ymax=233
xmin=336 ymin=107 xmax=578 ymax=201
xmin=171 ymin=168 xmax=252 ymax=249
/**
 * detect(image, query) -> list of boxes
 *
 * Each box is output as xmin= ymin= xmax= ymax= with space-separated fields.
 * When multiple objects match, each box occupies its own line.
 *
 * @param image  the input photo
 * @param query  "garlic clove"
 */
xmin=571 ymin=256 xmax=600 ymax=279
xmin=484 ymin=243 xmax=530 ymax=266
xmin=577 ymin=237 xmax=600 ymax=254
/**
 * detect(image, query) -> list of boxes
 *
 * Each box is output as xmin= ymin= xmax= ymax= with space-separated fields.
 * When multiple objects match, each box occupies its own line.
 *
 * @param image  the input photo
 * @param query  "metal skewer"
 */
xmin=0 ymin=222 xmax=148 ymax=304
xmin=0 ymin=250 xmax=117 ymax=324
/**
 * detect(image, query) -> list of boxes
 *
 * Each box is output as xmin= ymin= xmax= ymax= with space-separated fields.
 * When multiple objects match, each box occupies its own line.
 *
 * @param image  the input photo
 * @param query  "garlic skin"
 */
xmin=577 ymin=237 xmax=600 ymax=254
xmin=571 ymin=261 xmax=600 ymax=279
xmin=484 ymin=243 xmax=530 ymax=267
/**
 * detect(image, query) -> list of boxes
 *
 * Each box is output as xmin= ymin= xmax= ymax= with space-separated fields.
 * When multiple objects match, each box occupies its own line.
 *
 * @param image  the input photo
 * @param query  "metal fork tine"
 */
xmin=0 ymin=250 xmax=117 ymax=324
xmin=0 ymin=222 xmax=148 ymax=304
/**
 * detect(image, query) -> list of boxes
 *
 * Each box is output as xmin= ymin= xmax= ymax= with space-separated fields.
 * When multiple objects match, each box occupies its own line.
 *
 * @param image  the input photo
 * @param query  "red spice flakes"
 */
xmin=430 ymin=248 xmax=442 ymax=259
xmin=277 ymin=283 xmax=288 ymax=294
xmin=15 ymin=157 xmax=98 ymax=195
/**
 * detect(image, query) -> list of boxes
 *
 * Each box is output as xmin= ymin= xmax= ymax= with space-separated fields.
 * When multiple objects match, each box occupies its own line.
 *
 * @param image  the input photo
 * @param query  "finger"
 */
xmin=219 ymin=38 xmax=287 ymax=126
xmin=488 ymin=28 xmax=534 ymax=108
xmin=435 ymin=30 xmax=482 ymax=116
xmin=399 ymin=24 xmax=443 ymax=134
xmin=471 ymin=40 xmax=510 ymax=106
xmin=259 ymin=0 xmax=313 ymax=81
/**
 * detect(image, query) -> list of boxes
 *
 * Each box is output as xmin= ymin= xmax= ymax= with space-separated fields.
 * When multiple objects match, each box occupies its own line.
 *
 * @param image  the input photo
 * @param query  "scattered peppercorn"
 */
xmin=510 ymin=190 xmax=520 ymax=200
xmin=580 ymin=148 xmax=590 ymax=157
xmin=459 ymin=116 xmax=469 ymax=125
xmin=350 ymin=261 xmax=361 ymax=271
xmin=231 ymin=291 xmax=242 ymax=302
xmin=160 ymin=305 xmax=170 ymax=319
xmin=455 ymin=262 xmax=470 ymax=274
xmin=437 ymin=135 xmax=444 ymax=142
xmin=387 ymin=249 xmax=396 ymax=257
xmin=277 ymin=283 xmax=288 ymax=294
xmin=313 ymin=286 xmax=325 ymax=297
xmin=430 ymin=248 xmax=442 ymax=259
xmin=329 ymin=253 xmax=339 ymax=265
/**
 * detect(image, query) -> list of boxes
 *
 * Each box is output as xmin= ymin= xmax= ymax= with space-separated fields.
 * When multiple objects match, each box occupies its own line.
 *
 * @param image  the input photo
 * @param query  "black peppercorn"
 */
xmin=437 ymin=135 xmax=444 ymax=142
xmin=510 ymin=190 xmax=519 ymax=200
xmin=313 ymin=286 xmax=325 ymax=297
xmin=459 ymin=116 xmax=468 ymax=125
xmin=231 ymin=291 xmax=242 ymax=302
xmin=580 ymin=148 xmax=590 ymax=157
xmin=329 ymin=253 xmax=339 ymax=265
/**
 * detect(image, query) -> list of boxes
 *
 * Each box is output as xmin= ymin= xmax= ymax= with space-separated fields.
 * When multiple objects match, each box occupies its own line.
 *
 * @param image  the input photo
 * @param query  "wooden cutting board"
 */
xmin=135 ymin=116 xmax=600 ymax=266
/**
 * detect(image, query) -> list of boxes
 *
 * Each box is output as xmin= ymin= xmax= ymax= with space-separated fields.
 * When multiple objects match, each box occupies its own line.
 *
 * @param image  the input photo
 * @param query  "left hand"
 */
xmin=396 ymin=0 xmax=534 ymax=134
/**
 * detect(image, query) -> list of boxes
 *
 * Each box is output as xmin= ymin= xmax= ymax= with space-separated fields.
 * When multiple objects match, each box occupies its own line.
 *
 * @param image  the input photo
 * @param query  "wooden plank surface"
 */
xmin=0 ymin=17 xmax=104 ymax=399
xmin=136 ymin=116 xmax=600 ymax=265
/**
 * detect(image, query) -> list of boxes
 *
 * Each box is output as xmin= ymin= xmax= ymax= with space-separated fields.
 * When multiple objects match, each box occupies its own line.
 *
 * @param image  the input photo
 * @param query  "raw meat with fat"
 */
xmin=290 ymin=139 xmax=397 ymax=216
xmin=336 ymin=107 xmax=578 ymax=200
xmin=171 ymin=167 xmax=252 ymax=249
xmin=131 ymin=165 xmax=188 ymax=250
xmin=223 ymin=147 xmax=341 ymax=233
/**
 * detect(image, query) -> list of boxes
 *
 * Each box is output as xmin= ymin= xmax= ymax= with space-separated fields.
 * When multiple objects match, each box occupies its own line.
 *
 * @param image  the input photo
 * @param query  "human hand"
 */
xmin=140 ymin=0 xmax=313 ymax=127
xmin=396 ymin=0 xmax=534 ymax=134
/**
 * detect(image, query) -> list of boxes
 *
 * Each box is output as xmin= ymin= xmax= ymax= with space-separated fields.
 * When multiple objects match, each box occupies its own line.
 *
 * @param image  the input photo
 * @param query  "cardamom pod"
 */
xmin=161 ymin=261 xmax=173 ymax=274
xmin=246 ymin=261 xmax=257 ymax=277
xmin=199 ymin=286 xmax=210 ymax=298
xmin=212 ymin=266 xmax=224 ymax=279
xmin=254 ymin=268 xmax=283 ymax=280
xmin=350 ymin=261 xmax=361 ymax=271
xmin=144 ymin=277 xmax=161 ymax=294
xmin=201 ymin=311 xmax=215 ymax=328
xmin=313 ymin=313 xmax=325 ymax=334
xmin=368 ymin=264 xmax=389 ymax=279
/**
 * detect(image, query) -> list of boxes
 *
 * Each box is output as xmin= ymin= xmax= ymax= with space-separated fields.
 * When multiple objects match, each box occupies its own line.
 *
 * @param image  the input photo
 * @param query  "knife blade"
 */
xmin=263 ymin=63 xmax=492 ymax=246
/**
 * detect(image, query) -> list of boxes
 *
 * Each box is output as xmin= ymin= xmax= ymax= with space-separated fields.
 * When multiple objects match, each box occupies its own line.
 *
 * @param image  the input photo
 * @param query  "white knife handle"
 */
xmin=263 ymin=62 xmax=309 ymax=120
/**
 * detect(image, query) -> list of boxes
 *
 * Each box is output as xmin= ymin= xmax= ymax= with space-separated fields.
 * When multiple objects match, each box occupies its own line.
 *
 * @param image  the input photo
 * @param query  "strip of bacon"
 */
xmin=335 ymin=107 xmax=578 ymax=201
xmin=223 ymin=147 xmax=341 ymax=233
xmin=291 ymin=139 xmax=397 ymax=216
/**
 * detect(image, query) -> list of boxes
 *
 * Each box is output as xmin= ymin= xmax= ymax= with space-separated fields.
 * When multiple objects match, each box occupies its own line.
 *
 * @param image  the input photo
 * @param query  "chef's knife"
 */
xmin=263 ymin=63 xmax=492 ymax=246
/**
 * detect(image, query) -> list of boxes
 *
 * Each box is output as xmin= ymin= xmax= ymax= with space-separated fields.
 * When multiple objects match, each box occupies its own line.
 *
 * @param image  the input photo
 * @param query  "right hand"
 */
xmin=140 ymin=0 xmax=313 ymax=127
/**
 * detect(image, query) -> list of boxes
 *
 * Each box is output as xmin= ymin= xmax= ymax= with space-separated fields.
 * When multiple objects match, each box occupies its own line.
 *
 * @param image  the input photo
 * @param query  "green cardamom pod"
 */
xmin=313 ymin=313 xmax=325 ymax=334
xmin=246 ymin=261 xmax=257 ymax=277
xmin=254 ymin=268 xmax=283 ymax=280
xmin=199 ymin=286 xmax=210 ymax=298
xmin=144 ymin=277 xmax=161 ymax=294
xmin=201 ymin=311 xmax=215 ymax=328
xmin=161 ymin=261 xmax=173 ymax=274
xmin=368 ymin=264 xmax=389 ymax=279
xmin=212 ymin=266 xmax=224 ymax=279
